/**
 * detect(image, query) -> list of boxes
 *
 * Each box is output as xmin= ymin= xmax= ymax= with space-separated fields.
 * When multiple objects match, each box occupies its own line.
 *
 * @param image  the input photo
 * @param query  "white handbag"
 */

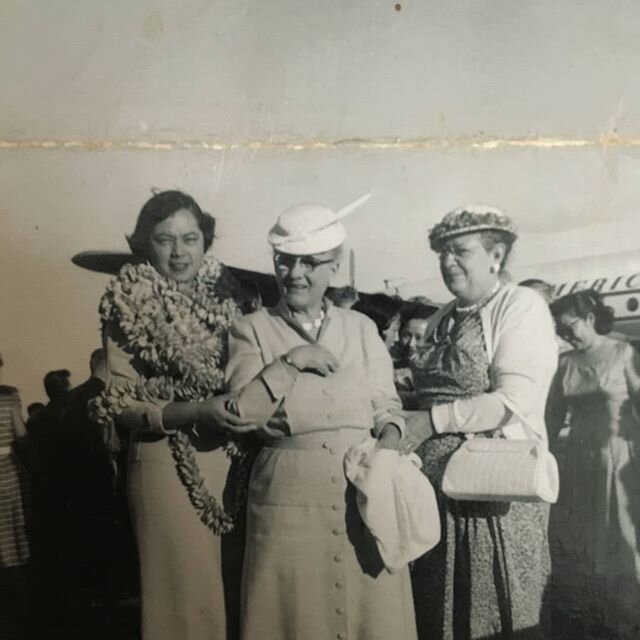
xmin=441 ymin=394 xmax=559 ymax=504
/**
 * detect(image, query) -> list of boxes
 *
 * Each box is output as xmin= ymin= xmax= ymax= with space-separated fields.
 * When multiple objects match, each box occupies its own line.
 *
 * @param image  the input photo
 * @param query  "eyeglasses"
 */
xmin=273 ymin=253 xmax=335 ymax=273
xmin=438 ymin=244 xmax=478 ymax=260
xmin=555 ymin=317 xmax=584 ymax=342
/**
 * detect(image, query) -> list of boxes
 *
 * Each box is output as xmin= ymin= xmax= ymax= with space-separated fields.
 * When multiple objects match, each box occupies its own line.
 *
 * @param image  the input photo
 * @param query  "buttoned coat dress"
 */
xmin=226 ymin=301 xmax=418 ymax=640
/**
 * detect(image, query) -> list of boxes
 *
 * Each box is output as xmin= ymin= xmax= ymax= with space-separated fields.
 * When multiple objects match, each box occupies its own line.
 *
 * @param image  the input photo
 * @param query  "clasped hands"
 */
xmin=196 ymin=394 xmax=258 ymax=435
xmin=196 ymin=345 xmax=339 ymax=435
xmin=195 ymin=345 xmax=435 ymax=449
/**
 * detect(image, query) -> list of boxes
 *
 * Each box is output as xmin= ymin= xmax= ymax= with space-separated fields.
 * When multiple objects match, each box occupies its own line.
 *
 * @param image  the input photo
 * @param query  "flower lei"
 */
xmin=91 ymin=254 xmax=250 ymax=535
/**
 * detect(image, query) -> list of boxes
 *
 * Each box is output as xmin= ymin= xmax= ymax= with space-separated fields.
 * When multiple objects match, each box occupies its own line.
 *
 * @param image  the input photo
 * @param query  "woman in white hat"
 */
xmin=226 ymin=196 xmax=418 ymax=640
xmin=403 ymin=206 xmax=558 ymax=639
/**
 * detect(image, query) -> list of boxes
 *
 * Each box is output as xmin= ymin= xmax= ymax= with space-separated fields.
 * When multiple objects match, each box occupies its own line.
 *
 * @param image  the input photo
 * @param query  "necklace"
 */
xmin=455 ymin=281 xmax=501 ymax=314
xmin=300 ymin=310 xmax=325 ymax=332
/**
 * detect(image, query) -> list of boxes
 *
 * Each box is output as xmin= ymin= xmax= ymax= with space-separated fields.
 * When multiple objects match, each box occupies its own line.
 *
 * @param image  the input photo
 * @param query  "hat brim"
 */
xmin=268 ymin=224 xmax=346 ymax=256
xmin=429 ymin=225 xmax=517 ymax=251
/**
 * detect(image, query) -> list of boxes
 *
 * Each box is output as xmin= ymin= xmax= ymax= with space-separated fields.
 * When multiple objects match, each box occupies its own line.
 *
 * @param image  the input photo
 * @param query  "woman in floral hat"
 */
xmin=91 ymin=190 xmax=256 ymax=640
xmin=403 ymin=206 xmax=558 ymax=639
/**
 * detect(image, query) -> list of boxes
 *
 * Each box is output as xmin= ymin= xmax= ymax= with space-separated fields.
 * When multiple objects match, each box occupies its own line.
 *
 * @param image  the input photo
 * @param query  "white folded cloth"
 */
xmin=344 ymin=438 xmax=441 ymax=573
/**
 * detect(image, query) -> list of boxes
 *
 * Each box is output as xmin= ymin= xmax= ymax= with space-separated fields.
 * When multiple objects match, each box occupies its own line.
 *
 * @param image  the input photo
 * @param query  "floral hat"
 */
xmin=428 ymin=205 xmax=517 ymax=251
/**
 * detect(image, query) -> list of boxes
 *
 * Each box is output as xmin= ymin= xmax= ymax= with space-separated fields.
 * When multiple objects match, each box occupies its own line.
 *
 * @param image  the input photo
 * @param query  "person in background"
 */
xmin=404 ymin=206 xmax=558 ymax=640
xmin=0 ymin=352 xmax=31 ymax=639
xmin=352 ymin=291 xmax=405 ymax=347
xmin=26 ymin=368 xmax=74 ymax=620
xmin=391 ymin=301 xmax=438 ymax=407
xmin=64 ymin=349 xmax=113 ymax=606
xmin=326 ymin=284 xmax=360 ymax=309
xmin=26 ymin=403 xmax=45 ymax=420
xmin=226 ymin=197 xmax=418 ymax=640
xmin=519 ymin=278 xmax=555 ymax=305
xmin=547 ymin=290 xmax=640 ymax=639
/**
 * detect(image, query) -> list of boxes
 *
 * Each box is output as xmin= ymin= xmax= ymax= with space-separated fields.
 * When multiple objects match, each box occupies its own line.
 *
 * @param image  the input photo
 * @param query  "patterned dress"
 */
xmin=0 ymin=391 xmax=30 ymax=568
xmin=411 ymin=308 xmax=551 ymax=640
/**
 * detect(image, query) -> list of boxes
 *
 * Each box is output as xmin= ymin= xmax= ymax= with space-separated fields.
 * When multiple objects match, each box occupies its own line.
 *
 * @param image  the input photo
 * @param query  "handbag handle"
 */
xmin=493 ymin=391 xmax=543 ymax=442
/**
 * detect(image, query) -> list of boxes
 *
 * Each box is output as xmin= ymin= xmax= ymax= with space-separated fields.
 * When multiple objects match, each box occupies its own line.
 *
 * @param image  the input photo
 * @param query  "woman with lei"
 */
xmin=91 ymin=190 xmax=256 ymax=640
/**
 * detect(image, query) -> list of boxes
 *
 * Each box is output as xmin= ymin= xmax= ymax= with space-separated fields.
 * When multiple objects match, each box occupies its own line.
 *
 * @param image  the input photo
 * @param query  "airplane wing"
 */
xmin=71 ymin=251 xmax=439 ymax=314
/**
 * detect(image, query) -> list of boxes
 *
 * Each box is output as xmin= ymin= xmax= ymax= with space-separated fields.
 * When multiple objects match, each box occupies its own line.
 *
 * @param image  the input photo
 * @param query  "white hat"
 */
xmin=268 ymin=193 xmax=371 ymax=255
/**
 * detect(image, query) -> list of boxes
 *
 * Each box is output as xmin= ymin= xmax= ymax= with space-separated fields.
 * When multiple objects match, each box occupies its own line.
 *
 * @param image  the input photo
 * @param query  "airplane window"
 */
xmin=627 ymin=297 xmax=639 ymax=312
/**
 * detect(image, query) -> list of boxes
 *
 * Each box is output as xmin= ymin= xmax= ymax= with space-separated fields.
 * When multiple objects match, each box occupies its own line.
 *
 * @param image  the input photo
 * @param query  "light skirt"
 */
xmin=240 ymin=429 xmax=418 ymax=640
xmin=128 ymin=439 xmax=243 ymax=640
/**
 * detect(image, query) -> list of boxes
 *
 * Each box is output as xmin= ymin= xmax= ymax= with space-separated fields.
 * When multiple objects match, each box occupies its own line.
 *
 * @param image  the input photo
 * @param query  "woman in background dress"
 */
xmin=547 ymin=290 xmax=640 ymax=639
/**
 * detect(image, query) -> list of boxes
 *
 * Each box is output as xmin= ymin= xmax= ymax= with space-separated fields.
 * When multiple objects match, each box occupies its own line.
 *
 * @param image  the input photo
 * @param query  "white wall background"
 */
xmin=2 ymin=0 xmax=640 ymax=403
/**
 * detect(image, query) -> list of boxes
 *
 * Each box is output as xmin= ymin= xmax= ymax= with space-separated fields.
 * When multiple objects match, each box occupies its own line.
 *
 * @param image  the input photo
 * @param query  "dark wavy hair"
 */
xmin=550 ymin=290 xmax=615 ymax=335
xmin=352 ymin=293 xmax=404 ymax=338
xmin=127 ymin=190 xmax=216 ymax=258
xmin=398 ymin=300 xmax=437 ymax=333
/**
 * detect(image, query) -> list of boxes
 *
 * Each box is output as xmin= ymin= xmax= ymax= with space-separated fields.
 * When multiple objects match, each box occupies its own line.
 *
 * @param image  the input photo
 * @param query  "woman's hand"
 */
xmin=197 ymin=394 xmax=259 ymax=434
xmin=398 ymin=410 xmax=435 ymax=454
xmin=284 ymin=345 xmax=339 ymax=377
xmin=376 ymin=423 xmax=402 ymax=450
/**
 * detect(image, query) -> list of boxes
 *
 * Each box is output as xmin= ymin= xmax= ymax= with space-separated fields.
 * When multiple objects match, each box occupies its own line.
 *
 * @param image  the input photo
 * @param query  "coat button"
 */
xmin=330 ymin=476 xmax=339 ymax=484
xmin=332 ymin=504 xmax=340 ymax=511
xmin=332 ymin=528 xmax=341 ymax=536
xmin=334 ymin=554 xmax=343 ymax=563
xmin=329 ymin=447 xmax=336 ymax=455
xmin=337 ymin=632 xmax=347 ymax=640
xmin=336 ymin=607 xmax=345 ymax=615
xmin=335 ymin=580 xmax=344 ymax=589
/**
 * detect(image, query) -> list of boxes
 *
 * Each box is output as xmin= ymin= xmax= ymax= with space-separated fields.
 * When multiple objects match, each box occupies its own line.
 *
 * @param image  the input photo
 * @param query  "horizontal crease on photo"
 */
xmin=1 ymin=135 xmax=640 ymax=152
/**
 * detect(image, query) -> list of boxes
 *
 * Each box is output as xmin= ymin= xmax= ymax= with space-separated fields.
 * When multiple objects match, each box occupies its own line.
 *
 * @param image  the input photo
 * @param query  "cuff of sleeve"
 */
xmin=431 ymin=403 xmax=455 ymax=434
xmin=146 ymin=400 xmax=172 ymax=435
xmin=372 ymin=414 xmax=406 ymax=438
xmin=260 ymin=357 xmax=298 ymax=401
